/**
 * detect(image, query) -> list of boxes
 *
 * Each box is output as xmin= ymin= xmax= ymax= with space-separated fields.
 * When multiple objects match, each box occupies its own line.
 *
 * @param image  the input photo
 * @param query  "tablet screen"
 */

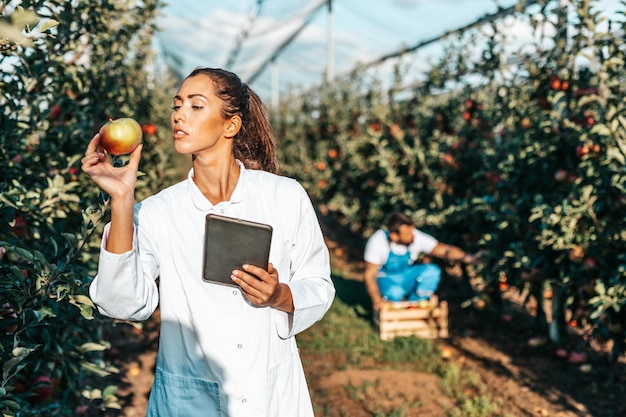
xmin=202 ymin=214 xmax=273 ymax=286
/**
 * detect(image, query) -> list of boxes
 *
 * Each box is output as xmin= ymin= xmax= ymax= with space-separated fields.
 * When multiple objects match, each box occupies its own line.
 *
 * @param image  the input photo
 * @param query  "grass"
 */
xmin=298 ymin=271 xmax=507 ymax=416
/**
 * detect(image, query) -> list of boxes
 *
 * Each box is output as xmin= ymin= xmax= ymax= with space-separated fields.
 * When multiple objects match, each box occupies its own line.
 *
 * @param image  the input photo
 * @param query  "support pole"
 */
xmin=326 ymin=0 xmax=334 ymax=84
xmin=271 ymin=59 xmax=279 ymax=108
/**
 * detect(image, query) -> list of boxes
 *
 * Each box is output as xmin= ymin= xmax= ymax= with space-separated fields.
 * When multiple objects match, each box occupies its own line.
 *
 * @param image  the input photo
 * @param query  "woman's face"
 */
xmin=170 ymin=74 xmax=236 ymax=156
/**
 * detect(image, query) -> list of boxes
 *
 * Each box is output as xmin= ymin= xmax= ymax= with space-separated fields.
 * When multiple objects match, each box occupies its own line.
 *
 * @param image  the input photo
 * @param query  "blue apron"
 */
xmin=377 ymin=232 xmax=441 ymax=301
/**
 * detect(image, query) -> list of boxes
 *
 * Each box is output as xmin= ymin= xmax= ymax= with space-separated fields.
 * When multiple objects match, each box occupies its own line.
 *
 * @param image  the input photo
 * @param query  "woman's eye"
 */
xmin=192 ymin=105 xmax=203 ymax=110
xmin=171 ymin=105 xmax=181 ymax=110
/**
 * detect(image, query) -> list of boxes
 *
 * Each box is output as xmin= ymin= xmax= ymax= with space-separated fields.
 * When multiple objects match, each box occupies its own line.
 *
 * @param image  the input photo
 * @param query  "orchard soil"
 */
xmin=102 ymin=220 xmax=626 ymax=417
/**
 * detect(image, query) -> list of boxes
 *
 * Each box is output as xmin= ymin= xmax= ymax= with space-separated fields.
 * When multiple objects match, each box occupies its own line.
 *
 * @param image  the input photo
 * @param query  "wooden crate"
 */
xmin=373 ymin=296 xmax=449 ymax=341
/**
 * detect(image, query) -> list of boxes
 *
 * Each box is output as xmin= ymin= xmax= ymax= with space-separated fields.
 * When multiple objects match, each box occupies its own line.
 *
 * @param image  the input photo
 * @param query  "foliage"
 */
xmin=0 ymin=0 xmax=180 ymax=415
xmin=274 ymin=0 xmax=625 ymax=360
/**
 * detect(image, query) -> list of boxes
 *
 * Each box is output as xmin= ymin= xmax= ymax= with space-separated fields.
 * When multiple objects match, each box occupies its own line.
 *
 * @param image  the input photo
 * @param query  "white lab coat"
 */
xmin=90 ymin=162 xmax=335 ymax=417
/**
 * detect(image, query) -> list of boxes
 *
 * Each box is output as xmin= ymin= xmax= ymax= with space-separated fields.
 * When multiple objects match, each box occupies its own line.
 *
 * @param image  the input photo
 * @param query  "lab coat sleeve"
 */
xmin=272 ymin=180 xmax=335 ymax=339
xmin=89 ymin=204 xmax=160 ymax=321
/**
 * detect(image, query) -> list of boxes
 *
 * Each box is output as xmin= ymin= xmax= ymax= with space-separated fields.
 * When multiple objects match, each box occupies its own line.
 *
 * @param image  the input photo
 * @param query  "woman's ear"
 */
xmin=224 ymin=115 xmax=242 ymax=139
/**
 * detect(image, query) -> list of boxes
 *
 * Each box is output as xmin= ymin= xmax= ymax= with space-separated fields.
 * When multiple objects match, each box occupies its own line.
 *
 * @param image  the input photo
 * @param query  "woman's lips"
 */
xmin=173 ymin=127 xmax=187 ymax=139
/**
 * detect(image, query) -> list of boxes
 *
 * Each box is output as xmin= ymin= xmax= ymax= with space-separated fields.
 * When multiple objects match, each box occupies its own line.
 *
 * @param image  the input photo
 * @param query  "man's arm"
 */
xmin=364 ymin=261 xmax=384 ymax=311
xmin=429 ymin=242 xmax=479 ymax=264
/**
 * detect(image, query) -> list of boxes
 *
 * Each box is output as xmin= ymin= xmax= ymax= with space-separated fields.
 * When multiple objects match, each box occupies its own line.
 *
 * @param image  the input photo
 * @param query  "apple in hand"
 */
xmin=99 ymin=117 xmax=143 ymax=155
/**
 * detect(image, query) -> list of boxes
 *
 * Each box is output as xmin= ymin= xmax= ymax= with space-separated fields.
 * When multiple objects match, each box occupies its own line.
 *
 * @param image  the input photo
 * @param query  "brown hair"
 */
xmin=186 ymin=68 xmax=279 ymax=174
xmin=385 ymin=212 xmax=414 ymax=233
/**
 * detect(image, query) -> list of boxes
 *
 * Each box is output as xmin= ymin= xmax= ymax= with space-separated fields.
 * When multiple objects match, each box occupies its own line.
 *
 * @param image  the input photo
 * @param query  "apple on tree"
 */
xmin=99 ymin=117 xmax=143 ymax=156
xmin=31 ymin=375 xmax=52 ymax=403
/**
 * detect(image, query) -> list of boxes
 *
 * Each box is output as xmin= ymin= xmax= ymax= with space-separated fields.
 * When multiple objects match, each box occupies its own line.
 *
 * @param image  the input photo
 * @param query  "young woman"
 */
xmin=82 ymin=68 xmax=335 ymax=417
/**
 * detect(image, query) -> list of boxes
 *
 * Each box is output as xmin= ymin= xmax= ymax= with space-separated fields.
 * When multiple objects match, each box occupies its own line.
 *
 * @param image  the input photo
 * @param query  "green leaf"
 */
xmin=80 ymin=361 xmax=112 ymax=377
xmin=589 ymin=123 xmax=611 ymax=137
xmin=77 ymin=342 xmax=108 ymax=353
xmin=0 ymin=399 xmax=21 ymax=410
xmin=2 ymin=358 xmax=23 ymax=374
xmin=71 ymin=295 xmax=95 ymax=307
xmin=34 ymin=306 xmax=57 ymax=321
xmin=102 ymin=385 xmax=117 ymax=399
xmin=37 ymin=19 xmax=59 ymax=34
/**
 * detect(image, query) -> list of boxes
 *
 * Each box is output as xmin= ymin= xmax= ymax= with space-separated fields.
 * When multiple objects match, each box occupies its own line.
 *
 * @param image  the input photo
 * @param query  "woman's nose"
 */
xmin=172 ymin=110 xmax=184 ymax=123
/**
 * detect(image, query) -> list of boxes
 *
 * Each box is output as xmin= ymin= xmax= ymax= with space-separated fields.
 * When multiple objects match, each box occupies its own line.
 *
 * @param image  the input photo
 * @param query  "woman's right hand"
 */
xmin=81 ymin=133 xmax=143 ymax=199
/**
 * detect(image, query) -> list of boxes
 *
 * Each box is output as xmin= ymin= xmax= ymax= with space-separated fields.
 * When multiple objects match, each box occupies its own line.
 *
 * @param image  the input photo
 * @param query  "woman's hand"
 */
xmin=231 ymin=263 xmax=294 ymax=312
xmin=81 ymin=133 xmax=143 ymax=199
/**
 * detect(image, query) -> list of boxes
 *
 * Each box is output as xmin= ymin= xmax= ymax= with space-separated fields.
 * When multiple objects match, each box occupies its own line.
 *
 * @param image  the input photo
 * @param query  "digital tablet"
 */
xmin=202 ymin=214 xmax=273 ymax=287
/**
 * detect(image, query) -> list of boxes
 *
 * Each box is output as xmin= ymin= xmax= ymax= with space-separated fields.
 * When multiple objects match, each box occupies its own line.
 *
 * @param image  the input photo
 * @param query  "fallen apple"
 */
xmin=99 ymin=117 xmax=143 ymax=156
xmin=440 ymin=346 xmax=454 ymax=360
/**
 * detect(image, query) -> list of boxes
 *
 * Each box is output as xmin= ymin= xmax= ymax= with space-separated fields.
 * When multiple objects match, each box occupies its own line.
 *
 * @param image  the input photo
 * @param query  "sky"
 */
xmin=153 ymin=0 xmax=624 ymax=105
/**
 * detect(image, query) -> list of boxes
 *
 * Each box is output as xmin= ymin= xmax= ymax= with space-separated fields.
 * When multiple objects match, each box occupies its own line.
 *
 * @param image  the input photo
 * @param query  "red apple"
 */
xmin=99 ymin=117 xmax=143 ymax=156
xmin=141 ymin=123 xmax=157 ymax=135
xmin=49 ymin=105 xmax=62 ymax=120
xmin=582 ymin=257 xmax=598 ymax=270
xmin=576 ymin=144 xmax=590 ymax=157
xmin=555 ymin=348 xmax=568 ymax=359
xmin=554 ymin=169 xmax=568 ymax=182
xmin=10 ymin=374 xmax=28 ymax=394
xmin=473 ymin=298 xmax=486 ymax=310
xmin=568 ymin=246 xmax=585 ymax=263
xmin=549 ymin=76 xmax=562 ymax=91
xmin=3 ymin=310 xmax=18 ymax=333
xmin=568 ymin=351 xmax=588 ymax=364
xmin=74 ymin=405 xmax=90 ymax=417
xmin=32 ymin=375 xmax=52 ymax=402
xmin=11 ymin=214 xmax=27 ymax=237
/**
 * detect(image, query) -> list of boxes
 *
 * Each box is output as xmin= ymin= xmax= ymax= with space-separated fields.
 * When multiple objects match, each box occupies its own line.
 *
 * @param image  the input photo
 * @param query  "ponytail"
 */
xmin=235 ymin=86 xmax=279 ymax=174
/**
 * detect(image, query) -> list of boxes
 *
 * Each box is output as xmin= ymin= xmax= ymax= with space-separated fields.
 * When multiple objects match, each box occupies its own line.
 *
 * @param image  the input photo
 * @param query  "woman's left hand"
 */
xmin=231 ymin=263 xmax=294 ymax=312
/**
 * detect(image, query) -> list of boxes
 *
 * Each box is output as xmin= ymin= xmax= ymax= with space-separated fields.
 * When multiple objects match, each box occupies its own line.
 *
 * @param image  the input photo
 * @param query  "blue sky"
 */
xmin=154 ymin=0 xmax=624 ymax=104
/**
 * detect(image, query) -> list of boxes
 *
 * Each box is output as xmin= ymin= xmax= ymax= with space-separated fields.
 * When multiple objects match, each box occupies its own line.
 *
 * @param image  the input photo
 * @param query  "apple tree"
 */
xmin=273 ymin=0 xmax=625 ymax=361
xmin=0 ymin=0 xmax=178 ymax=415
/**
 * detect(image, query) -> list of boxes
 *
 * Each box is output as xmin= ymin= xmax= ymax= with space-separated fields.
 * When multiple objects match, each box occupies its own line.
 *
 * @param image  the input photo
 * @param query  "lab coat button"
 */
xmin=220 ymin=209 xmax=224 ymax=214
xmin=232 ymin=290 xmax=238 ymax=295
xmin=237 ymin=344 xmax=242 ymax=348
xmin=242 ymin=398 xmax=247 ymax=403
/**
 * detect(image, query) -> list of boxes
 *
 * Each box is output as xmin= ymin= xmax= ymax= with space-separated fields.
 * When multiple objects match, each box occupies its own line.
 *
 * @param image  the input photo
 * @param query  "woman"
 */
xmin=82 ymin=68 xmax=335 ymax=417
